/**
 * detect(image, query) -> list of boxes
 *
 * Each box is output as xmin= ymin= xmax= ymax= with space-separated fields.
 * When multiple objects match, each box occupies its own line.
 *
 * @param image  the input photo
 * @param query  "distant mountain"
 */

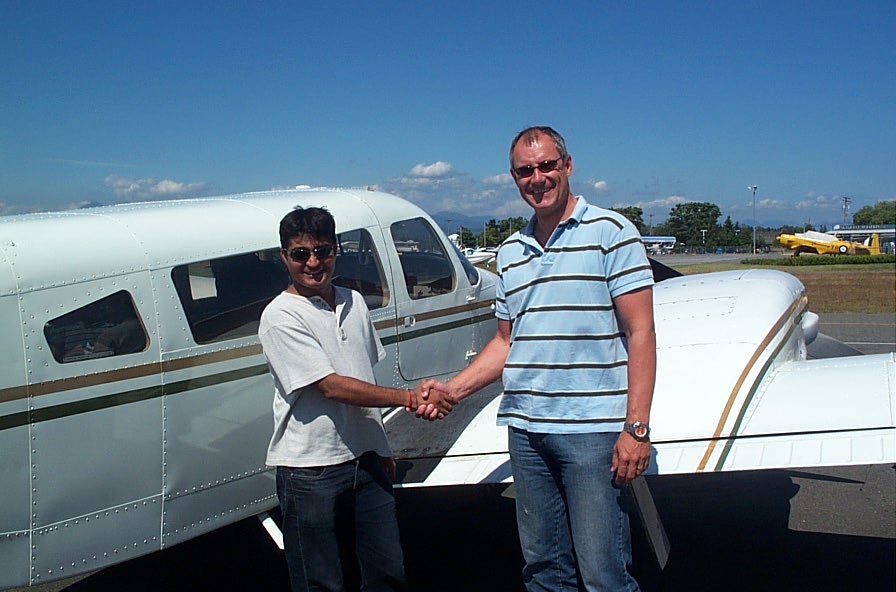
xmin=429 ymin=211 xmax=499 ymax=235
xmin=75 ymin=200 xmax=106 ymax=209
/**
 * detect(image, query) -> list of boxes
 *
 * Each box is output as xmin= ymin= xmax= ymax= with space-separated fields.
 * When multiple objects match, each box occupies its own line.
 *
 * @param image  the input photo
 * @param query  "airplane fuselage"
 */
xmin=0 ymin=189 xmax=500 ymax=588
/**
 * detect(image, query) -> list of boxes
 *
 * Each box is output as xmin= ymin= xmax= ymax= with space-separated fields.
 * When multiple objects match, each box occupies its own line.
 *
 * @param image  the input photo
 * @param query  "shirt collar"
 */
xmin=521 ymin=195 xmax=589 ymax=239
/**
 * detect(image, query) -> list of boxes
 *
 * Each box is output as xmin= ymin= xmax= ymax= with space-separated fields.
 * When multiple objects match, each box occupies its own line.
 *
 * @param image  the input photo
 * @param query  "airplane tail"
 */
xmin=863 ymin=233 xmax=881 ymax=255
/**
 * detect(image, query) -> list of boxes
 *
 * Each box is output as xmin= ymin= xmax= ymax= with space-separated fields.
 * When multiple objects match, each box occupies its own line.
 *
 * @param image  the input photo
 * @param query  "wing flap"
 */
xmin=743 ymin=353 xmax=895 ymax=435
xmin=653 ymin=353 xmax=896 ymax=474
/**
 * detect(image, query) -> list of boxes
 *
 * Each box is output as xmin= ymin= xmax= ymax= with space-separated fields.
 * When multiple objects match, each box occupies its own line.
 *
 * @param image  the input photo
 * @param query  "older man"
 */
xmin=428 ymin=126 xmax=656 ymax=591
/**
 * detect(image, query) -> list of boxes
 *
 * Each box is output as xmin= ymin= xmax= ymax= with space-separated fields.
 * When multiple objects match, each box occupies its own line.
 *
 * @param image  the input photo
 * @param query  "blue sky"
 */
xmin=2 ymin=1 xmax=894 ymax=228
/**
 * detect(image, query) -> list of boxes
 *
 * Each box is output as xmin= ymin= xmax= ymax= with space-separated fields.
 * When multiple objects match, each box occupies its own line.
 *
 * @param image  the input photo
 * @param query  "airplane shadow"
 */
xmin=635 ymin=469 xmax=896 ymax=591
xmin=46 ymin=470 xmax=893 ymax=592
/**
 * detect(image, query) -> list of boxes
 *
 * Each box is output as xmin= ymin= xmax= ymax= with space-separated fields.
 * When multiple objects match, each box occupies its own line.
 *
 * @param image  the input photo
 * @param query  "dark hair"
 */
xmin=278 ymin=206 xmax=337 ymax=248
xmin=509 ymin=126 xmax=568 ymax=165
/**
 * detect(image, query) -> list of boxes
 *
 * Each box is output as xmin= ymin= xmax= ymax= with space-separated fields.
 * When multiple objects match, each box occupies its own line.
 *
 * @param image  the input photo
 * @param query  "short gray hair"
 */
xmin=509 ymin=126 xmax=568 ymax=165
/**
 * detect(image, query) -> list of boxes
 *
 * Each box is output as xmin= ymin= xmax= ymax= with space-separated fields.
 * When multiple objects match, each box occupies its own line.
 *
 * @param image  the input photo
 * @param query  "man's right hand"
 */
xmin=412 ymin=380 xmax=456 ymax=420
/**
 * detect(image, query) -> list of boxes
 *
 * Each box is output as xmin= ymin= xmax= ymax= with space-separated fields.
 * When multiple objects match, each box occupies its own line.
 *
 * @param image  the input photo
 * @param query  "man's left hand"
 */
xmin=379 ymin=456 xmax=397 ymax=482
xmin=611 ymin=431 xmax=651 ymax=486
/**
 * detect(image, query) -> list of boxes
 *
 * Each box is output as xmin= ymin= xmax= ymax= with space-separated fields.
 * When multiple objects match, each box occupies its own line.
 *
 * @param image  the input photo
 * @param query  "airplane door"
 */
xmin=388 ymin=217 xmax=474 ymax=381
xmin=17 ymin=273 xmax=166 ymax=579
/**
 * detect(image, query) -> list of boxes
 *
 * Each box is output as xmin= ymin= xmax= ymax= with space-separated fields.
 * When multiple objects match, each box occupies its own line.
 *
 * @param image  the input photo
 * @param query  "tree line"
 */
xmin=458 ymin=200 xmax=895 ymax=252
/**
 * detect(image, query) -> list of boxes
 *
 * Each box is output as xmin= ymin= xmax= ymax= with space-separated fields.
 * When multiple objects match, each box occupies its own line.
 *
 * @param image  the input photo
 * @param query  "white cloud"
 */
xmin=482 ymin=173 xmax=513 ymax=186
xmin=657 ymin=194 xmax=689 ymax=207
xmin=631 ymin=194 xmax=688 ymax=211
xmin=104 ymin=174 xmax=209 ymax=201
xmin=409 ymin=161 xmax=453 ymax=178
xmin=592 ymin=180 xmax=610 ymax=193
xmin=793 ymin=192 xmax=840 ymax=209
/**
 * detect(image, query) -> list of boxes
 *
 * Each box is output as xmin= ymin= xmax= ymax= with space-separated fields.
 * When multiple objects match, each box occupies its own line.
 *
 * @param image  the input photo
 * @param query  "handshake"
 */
xmin=405 ymin=379 xmax=457 ymax=421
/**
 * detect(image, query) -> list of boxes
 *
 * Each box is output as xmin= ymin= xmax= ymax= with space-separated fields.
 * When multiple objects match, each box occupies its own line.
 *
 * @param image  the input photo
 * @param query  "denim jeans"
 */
xmin=508 ymin=428 xmax=639 ymax=592
xmin=276 ymin=452 xmax=406 ymax=592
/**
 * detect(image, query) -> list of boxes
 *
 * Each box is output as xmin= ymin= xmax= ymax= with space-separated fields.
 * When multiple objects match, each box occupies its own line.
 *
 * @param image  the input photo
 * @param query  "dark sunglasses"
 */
xmin=284 ymin=244 xmax=335 ymax=263
xmin=512 ymin=156 xmax=566 ymax=178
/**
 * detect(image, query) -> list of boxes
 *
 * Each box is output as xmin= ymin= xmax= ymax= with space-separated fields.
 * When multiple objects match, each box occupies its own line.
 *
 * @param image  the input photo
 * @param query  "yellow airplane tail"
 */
xmin=863 ymin=233 xmax=881 ymax=255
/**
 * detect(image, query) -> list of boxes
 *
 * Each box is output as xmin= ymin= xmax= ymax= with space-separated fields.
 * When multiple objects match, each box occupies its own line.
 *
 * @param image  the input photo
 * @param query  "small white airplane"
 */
xmin=446 ymin=234 xmax=498 ymax=265
xmin=460 ymin=246 xmax=497 ymax=265
xmin=0 ymin=188 xmax=893 ymax=588
xmin=641 ymin=235 xmax=677 ymax=255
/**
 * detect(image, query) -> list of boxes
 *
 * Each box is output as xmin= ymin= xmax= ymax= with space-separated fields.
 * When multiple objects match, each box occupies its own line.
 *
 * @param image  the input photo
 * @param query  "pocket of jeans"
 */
xmin=287 ymin=465 xmax=329 ymax=479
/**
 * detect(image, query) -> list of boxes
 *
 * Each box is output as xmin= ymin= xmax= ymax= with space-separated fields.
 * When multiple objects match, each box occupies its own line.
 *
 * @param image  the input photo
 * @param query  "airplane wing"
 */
xmin=652 ymin=352 xmax=895 ymax=474
xmin=403 ymin=268 xmax=896 ymax=485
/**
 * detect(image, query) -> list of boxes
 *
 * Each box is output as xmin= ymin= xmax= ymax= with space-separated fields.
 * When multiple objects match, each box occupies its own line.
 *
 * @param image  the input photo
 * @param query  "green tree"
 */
xmin=664 ymin=202 xmax=722 ymax=248
xmin=483 ymin=219 xmax=501 ymax=246
xmin=610 ymin=206 xmax=646 ymax=234
xmin=498 ymin=217 xmax=525 ymax=241
xmin=853 ymin=200 xmax=896 ymax=225
xmin=472 ymin=217 xmax=528 ymax=247
xmin=458 ymin=226 xmax=476 ymax=247
xmin=717 ymin=216 xmax=736 ymax=247
xmin=716 ymin=216 xmax=754 ymax=250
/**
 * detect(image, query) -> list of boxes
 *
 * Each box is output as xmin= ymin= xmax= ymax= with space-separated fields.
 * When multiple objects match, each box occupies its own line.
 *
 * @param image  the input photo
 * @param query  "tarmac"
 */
xmin=11 ymin=257 xmax=895 ymax=592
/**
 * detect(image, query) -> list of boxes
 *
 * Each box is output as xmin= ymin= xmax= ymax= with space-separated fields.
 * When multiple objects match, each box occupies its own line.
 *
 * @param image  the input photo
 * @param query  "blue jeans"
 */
xmin=276 ymin=452 xmax=406 ymax=592
xmin=509 ymin=428 xmax=639 ymax=592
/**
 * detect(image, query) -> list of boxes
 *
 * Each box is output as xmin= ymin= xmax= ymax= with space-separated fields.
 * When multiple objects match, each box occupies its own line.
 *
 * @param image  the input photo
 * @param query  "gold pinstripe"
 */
xmin=696 ymin=294 xmax=808 ymax=471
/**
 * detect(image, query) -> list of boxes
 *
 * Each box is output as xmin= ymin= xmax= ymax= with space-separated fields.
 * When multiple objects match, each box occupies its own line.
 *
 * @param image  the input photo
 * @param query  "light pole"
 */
xmin=748 ymin=185 xmax=758 ymax=254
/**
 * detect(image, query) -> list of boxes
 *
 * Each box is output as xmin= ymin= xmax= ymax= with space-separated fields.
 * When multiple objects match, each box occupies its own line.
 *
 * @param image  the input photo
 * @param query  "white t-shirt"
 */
xmin=258 ymin=286 xmax=392 ymax=468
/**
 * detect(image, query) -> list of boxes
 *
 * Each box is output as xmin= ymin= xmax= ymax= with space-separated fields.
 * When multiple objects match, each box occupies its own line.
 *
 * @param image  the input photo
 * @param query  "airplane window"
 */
xmin=390 ymin=218 xmax=456 ymax=300
xmin=172 ymin=249 xmax=289 ymax=344
xmin=44 ymin=290 xmax=149 ymax=363
xmin=452 ymin=243 xmax=481 ymax=287
xmin=333 ymin=228 xmax=389 ymax=310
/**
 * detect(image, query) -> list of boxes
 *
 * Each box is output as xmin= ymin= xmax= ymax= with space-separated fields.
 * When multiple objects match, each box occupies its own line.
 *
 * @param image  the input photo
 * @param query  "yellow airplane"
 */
xmin=777 ymin=230 xmax=881 ymax=256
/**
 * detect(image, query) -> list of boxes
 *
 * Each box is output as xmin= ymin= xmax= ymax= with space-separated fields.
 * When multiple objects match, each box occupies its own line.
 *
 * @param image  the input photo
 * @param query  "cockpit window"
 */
xmin=44 ymin=290 xmax=149 ymax=363
xmin=453 ymin=244 xmax=481 ymax=287
xmin=172 ymin=249 xmax=288 ymax=344
xmin=390 ymin=218 xmax=456 ymax=300
xmin=333 ymin=228 xmax=389 ymax=310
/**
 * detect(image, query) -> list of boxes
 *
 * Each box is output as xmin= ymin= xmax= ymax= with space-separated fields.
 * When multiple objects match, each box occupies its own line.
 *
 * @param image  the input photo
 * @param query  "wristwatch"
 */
xmin=623 ymin=421 xmax=650 ymax=442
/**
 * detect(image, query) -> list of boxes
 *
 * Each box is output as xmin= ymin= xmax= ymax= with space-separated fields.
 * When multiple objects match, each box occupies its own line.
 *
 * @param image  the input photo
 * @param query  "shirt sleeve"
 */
xmin=259 ymin=314 xmax=335 ymax=396
xmin=605 ymin=218 xmax=654 ymax=298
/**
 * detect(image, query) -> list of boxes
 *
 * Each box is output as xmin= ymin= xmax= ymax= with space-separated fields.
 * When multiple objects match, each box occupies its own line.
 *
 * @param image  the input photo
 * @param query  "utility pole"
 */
xmin=748 ymin=185 xmax=758 ymax=254
xmin=842 ymin=196 xmax=851 ymax=226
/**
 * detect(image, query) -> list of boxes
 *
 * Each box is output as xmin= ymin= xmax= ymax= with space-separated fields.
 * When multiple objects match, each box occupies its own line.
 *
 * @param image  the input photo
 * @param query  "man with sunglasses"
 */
xmin=258 ymin=206 xmax=452 ymax=592
xmin=425 ymin=127 xmax=656 ymax=591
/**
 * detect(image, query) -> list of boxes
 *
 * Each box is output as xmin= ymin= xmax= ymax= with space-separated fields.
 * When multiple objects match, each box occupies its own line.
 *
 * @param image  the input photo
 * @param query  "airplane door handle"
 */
xmin=403 ymin=316 xmax=416 ymax=328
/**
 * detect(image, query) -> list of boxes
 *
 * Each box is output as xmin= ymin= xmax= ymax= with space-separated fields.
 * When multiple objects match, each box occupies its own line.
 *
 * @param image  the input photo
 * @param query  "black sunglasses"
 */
xmin=512 ymin=156 xmax=566 ymax=178
xmin=284 ymin=244 xmax=335 ymax=263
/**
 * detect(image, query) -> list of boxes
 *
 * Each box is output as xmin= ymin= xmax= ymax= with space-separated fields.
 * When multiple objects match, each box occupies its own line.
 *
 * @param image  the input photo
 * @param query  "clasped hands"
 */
xmin=406 ymin=379 xmax=456 ymax=421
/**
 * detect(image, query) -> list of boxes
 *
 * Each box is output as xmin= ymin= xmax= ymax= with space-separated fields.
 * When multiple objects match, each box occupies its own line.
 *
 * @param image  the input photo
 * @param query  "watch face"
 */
xmin=633 ymin=424 xmax=648 ymax=438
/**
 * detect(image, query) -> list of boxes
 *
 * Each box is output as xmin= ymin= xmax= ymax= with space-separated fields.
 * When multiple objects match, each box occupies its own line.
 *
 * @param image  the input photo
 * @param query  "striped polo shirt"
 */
xmin=494 ymin=196 xmax=654 ymax=433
